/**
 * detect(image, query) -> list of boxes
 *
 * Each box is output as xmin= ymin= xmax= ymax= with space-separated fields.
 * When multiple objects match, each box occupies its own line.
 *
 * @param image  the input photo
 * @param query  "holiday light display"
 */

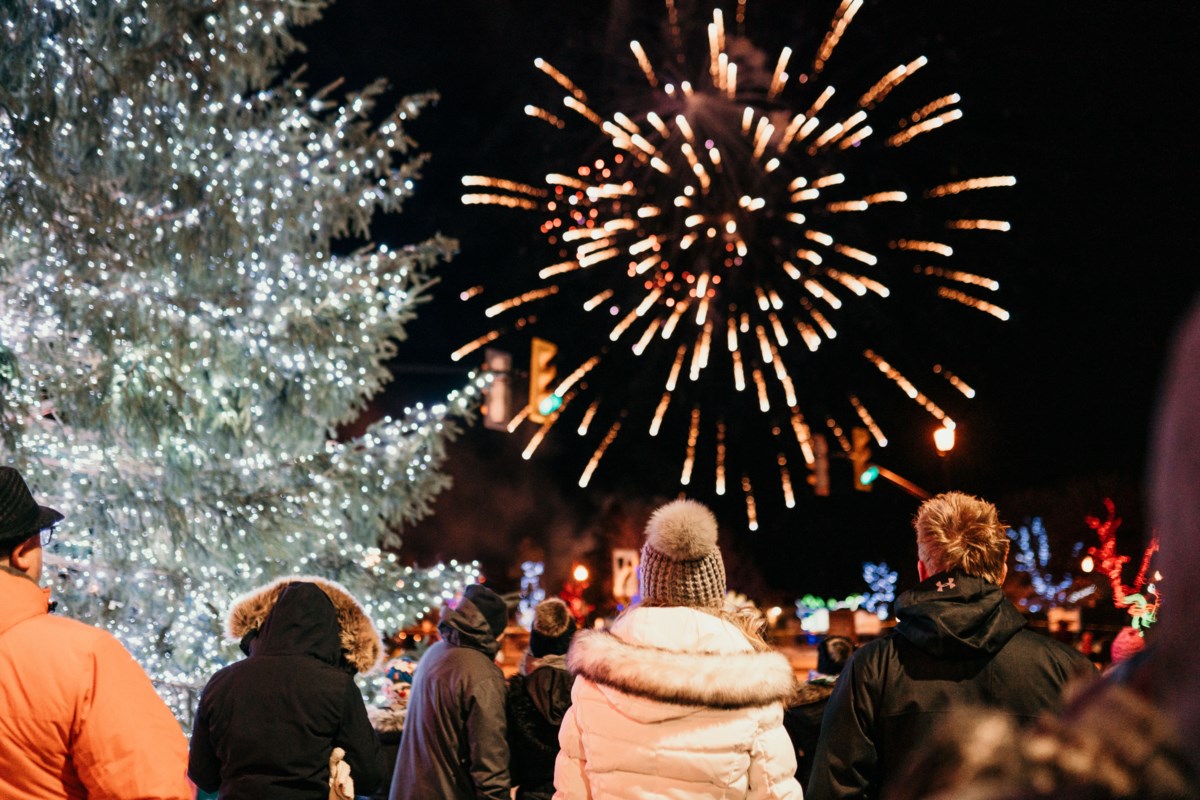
xmin=456 ymin=0 xmax=1014 ymax=523
xmin=0 ymin=1 xmax=484 ymax=722
xmin=1008 ymin=517 xmax=1077 ymax=613
xmin=861 ymin=561 xmax=897 ymax=618
xmin=1084 ymin=499 xmax=1161 ymax=632
xmin=518 ymin=560 xmax=547 ymax=628
xmin=795 ymin=560 xmax=898 ymax=632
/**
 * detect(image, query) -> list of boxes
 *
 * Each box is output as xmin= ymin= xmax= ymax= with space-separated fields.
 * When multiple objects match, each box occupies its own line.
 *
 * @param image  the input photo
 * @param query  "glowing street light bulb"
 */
xmin=573 ymin=564 xmax=590 ymax=582
xmin=933 ymin=425 xmax=956 ymax=455
xmin=1080 ymin=555 xmax=1095 ymax=574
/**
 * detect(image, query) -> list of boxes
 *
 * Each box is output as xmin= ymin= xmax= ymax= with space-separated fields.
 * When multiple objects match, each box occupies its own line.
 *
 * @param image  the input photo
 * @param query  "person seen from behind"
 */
xmin=806 ymin=491 xmax=1094 ymax=800
xmin=0 ymin=465 xmax=192 ymax=799
xmin=188 ymin=576 xmax=386 ymax=799
xmin=784 ymin=635 xmax=855 ymax=786
xmin=390 ymin=582 xmax=512 ymax=800
xmin=553 ymin=498 xmax=803 ymax=799
xmin=507 ymin=597 xmax=577 ymax=800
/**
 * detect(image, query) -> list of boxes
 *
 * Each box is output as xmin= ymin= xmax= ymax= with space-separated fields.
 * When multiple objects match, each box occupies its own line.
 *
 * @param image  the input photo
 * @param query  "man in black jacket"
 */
xmin=806 ymin=491 xmax=1094 ymax=800
xmin=390 ymin=583 xmax=511 ymax=800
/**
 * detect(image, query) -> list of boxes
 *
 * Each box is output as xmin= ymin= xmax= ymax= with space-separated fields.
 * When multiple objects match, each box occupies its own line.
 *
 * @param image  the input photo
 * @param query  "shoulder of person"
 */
xmin=525 ymin=664 xmax=573 ymax=696
xmin=846 ymin=633 xmax=896 ymax=668
xmin=40 ymin=615 xmax=140 ymax=660
xmin=1013 ymin=629 xmax=1096 ymax=672
xmin=611 ymin=605 xmax=756 ymax=653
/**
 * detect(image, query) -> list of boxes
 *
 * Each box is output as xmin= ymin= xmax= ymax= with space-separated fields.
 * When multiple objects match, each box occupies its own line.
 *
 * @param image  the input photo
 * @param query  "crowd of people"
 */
xmin=1 ymin=303 xmax=1198 ymax=799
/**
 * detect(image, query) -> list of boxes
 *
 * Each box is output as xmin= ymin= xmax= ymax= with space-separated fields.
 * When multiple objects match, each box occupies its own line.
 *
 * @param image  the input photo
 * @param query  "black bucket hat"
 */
xmin=0 ymin=466 xmax=64 ymax=545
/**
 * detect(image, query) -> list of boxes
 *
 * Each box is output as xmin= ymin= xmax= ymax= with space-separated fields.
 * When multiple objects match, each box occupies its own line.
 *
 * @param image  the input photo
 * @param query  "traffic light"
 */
xmin=851 ymin=427 xmax=876 ymax=491
xmin=808 ymin=434 xmax=830 ymax=497
xmin=528 ymin=337 xmax=560 ymax=422
xmin=481 ymin=348 xmax=512 ymax=431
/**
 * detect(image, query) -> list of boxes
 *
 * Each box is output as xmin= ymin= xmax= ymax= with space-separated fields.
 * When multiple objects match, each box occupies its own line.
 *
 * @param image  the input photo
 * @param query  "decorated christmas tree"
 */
xmin=0 ymin=0 xmax=484 ymax=720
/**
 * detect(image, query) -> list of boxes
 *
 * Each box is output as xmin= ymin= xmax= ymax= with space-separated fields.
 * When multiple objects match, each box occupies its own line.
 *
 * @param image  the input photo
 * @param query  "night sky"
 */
xmin=300 ymin=1 xmax=1200 ymax=598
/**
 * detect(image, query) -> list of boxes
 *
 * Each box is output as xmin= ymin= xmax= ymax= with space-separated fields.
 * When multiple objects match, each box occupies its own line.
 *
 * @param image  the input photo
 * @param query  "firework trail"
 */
xmin=456 ymin=0 xmax=1015 ymax=527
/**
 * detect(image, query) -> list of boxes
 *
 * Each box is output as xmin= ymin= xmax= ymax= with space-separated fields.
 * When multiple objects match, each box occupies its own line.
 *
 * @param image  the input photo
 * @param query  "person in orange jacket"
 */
xmin=0 ymin=466 xmax=193 ymax=799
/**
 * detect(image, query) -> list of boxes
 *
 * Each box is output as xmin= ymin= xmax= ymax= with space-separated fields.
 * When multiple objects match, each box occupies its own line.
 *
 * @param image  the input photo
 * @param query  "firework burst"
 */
xmin=455 ymin=0 xmax=1015 ymax=527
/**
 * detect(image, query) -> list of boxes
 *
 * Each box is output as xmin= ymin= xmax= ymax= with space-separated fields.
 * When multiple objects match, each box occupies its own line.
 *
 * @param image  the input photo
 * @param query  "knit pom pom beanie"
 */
xmin=639 ymin=498 xmax=726 ymax=608
xmin=529 ymin=597 xmax=576 ymax=657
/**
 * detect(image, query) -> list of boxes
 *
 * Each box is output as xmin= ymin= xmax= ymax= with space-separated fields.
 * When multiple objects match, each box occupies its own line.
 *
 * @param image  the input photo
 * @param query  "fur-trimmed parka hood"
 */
xmin=567 ymin=605 xmax=795 ymax=712
xmin=226 ymin=576 xmax=382 ymax=674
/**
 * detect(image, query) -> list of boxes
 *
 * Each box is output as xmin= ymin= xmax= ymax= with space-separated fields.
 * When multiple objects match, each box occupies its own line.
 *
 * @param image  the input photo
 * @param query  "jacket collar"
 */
xmin=567 ymin=626 xmax=796 ymax=710
xmin=0 ymin=566 xmax=50 ymax=636
xmin=520 ymin=651 xmax=568 ymax=677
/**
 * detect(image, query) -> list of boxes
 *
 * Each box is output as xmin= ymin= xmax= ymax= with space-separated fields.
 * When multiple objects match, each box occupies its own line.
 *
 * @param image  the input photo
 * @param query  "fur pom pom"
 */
xmin=534 ymin=597 xmax=574 ymax=637
xmin=645 ymin=499 xmax=719 ymax=559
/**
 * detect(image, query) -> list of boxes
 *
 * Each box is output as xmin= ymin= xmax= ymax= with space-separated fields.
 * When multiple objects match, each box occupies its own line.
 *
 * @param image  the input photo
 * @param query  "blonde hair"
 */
xmin=914 ymin=491 xmax=1009 ymax=584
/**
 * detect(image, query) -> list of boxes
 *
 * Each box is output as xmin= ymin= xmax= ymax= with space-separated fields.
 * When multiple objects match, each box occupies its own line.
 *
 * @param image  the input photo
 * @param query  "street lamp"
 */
xmin=933 ymin=425 xmax=956 ymax=456
xmin=572 ymin=564 xmax=590 ymax=583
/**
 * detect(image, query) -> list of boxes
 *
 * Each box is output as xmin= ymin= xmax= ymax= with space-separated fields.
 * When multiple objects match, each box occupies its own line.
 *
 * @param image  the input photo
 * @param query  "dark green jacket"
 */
xmin=389 ymin=597 xmax=510 ymax=800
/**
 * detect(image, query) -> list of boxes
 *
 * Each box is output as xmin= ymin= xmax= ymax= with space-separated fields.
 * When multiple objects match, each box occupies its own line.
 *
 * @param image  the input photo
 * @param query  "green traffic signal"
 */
xmin=538 ymin=393 xmax=563 ymax=416
xmin=860 ymin=465 xmax=880 ymax=486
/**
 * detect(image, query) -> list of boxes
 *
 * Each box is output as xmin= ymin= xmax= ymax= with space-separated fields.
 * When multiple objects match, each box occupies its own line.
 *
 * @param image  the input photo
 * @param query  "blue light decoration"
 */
xmin=862 ymin=562 xmax=898 ymax=619
xmin=518 ymin=561 xmax=546 ymax=629
xmin=1009 ymin=517 xmax=1076 ymax=613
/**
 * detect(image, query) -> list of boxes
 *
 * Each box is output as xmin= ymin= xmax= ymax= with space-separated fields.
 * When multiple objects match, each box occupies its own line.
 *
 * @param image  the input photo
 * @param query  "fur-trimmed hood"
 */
xmin=226 ymin=576 xmax=382 ymax=674
xmin=567 ymin=607 xmax=795 ymax=711
xmin=789 ymin=675 xmax=837 ymax=707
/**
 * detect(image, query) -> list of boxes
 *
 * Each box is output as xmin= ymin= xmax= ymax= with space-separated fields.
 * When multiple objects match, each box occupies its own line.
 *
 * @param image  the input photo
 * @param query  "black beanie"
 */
xmin=529 ymin=598 xmax=576 ymax=657
xmin=464 ymin=583 xmax=509 ymax=639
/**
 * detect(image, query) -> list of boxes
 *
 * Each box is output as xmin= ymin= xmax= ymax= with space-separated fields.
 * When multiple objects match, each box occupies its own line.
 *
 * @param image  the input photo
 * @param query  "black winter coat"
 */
xmin=189 ymin=582 xmax=385 ymax=799
xmin=806 ymin=571 xmax=1094 ymax=800
xmin=389 ymin=597 xmax=510 ymax=800
xmin=783 ymin=677 xmax=837 ymax=787
xmin=506 ymin=657 xmax=575 ymax=800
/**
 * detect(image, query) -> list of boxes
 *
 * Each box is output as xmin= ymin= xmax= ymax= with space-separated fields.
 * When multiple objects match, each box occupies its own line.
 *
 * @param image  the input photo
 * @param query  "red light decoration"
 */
xmin=1084 ymin=498 xmax=1160 ymax=628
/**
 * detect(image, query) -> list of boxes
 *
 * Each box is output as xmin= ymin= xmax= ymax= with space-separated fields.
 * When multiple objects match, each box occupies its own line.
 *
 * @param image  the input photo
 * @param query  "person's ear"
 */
xmin=8 ymin=533 xmax=41 ymax=576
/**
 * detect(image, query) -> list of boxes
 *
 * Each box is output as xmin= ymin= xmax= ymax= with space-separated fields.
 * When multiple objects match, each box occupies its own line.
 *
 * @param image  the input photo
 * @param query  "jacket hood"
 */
xmin=567 ymin=607 xmax=795 ymax=714
xmin=437 ymin=595 xmax=501 ymax=658
xmin=895 ymin=570 xmax=1027 ymax=659
xmin=226 ymin=576 xmax=382 ymax=673
xmin=789 ymin=676 xmax=837 ymax=707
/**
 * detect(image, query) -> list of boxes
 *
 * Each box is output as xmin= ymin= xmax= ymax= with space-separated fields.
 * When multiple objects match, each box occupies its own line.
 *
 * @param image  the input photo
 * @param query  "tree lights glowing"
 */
xmin=0 ymin=0 xmax=483 ymax=721
xmin=1084 ymin=499 xmax=1161 ymax=631
xmin=1008 ymin=517 xmax=1076 ymax=613
xmin=456 ymin=1 xmax=1014 ymax=524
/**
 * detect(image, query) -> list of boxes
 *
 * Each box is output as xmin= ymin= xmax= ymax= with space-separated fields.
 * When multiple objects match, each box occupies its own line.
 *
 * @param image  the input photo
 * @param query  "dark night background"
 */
xmin=300 ymin=1 xmax=1200 ymax=601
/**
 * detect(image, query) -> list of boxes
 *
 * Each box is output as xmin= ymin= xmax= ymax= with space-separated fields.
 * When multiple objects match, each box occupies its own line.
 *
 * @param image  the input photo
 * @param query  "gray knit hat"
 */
xmin=639 ymin=499 xmax=726 ymax=608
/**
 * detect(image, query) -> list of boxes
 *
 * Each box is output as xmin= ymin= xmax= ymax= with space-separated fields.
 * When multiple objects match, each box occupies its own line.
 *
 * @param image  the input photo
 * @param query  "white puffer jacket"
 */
xmin=553 ymin=605 xmax=804 ymax=799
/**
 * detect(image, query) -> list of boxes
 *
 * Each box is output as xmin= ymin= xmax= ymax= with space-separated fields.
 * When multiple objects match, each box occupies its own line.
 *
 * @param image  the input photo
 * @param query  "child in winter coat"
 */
xmin=553 ymin=499 xmax=803 ymax=799
xmin=507 ymin=598 xmax=577 ymax=800
xmin=188 ymin=577 xmax=386 ymax=800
